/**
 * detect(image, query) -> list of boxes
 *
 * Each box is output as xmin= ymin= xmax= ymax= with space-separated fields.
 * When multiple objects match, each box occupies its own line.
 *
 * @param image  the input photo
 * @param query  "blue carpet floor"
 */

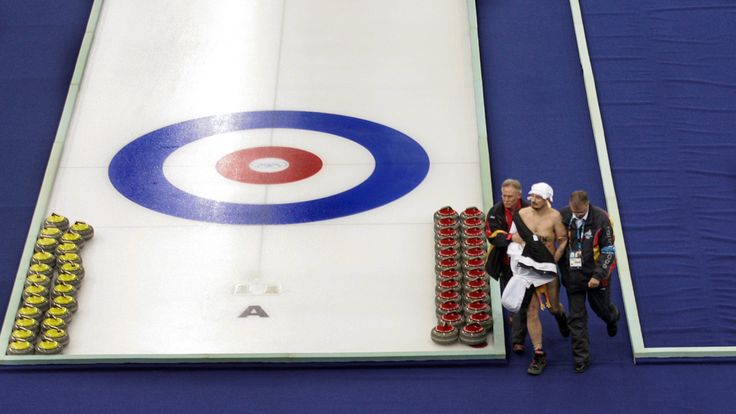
xmin=1 ymin=1 xmax=735 ymax=412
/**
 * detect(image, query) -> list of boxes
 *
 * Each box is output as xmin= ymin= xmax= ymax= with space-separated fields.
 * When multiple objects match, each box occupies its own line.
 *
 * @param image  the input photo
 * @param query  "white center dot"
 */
xmin=249 ymin=157 xmax=290 ymax=173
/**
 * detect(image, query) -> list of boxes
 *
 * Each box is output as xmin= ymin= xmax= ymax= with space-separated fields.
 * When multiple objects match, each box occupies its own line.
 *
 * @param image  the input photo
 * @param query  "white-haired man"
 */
xmin=485 ymin=178 xmax=530 ymax=354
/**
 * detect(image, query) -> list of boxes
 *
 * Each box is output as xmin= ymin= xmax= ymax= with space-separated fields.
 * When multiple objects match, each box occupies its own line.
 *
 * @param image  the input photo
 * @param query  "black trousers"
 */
xmin=566 ymin=284 xmax=616 ymax=364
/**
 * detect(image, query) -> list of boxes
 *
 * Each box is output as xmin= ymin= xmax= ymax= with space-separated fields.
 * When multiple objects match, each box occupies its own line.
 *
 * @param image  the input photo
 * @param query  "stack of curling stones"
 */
xmin=431 ymin=206 xmax=493 ymax=347
xmin=6 ymin=213 xmax=93 ymax=356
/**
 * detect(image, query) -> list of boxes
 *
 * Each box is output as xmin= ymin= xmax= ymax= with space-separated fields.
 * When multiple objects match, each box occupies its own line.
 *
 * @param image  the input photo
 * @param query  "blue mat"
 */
xmin=2 ymin=1 xmax=736 ymax=412
xmin=582 ymin=0 xmax=736 ymax=347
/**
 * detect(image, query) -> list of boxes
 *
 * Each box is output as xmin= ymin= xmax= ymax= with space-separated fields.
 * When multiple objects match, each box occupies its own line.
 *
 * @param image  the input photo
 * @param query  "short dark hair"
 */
xmin=569 ymin=190 xmax=589 ymax=206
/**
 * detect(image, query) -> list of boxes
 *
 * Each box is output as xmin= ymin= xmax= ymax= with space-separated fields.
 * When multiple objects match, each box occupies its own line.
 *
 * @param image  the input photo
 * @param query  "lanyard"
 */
xmin=569 ymin=216 xmax=584 ymax=250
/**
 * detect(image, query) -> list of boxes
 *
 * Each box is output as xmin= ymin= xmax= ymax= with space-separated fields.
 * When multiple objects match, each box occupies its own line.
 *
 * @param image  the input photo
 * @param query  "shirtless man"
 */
xmin=510 ymin=182 xmax=568 ymax=375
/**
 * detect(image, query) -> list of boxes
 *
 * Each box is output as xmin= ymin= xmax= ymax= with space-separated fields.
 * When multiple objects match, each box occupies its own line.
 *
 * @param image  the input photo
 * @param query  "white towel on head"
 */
xmin=528 ymin=182 xmax=554 ymax=203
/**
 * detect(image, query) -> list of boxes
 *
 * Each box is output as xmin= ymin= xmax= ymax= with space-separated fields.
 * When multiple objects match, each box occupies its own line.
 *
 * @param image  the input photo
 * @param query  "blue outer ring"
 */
xmin=109 ymin=111 xmax=430 ymax=224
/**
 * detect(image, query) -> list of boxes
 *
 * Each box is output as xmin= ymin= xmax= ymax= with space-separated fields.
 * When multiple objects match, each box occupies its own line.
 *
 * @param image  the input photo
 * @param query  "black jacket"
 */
xmin=559 ymin=204 xmax=616 ymax=291
xmin=484 ymin=199 xmax=529 ymax=280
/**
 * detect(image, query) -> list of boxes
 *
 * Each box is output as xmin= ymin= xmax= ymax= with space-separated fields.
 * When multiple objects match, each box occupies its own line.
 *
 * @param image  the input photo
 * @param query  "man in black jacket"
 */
xmin=559 ymin=191 xmax=619 ymax=373
xmin=485 ymin=178 xmax=529 ymax=353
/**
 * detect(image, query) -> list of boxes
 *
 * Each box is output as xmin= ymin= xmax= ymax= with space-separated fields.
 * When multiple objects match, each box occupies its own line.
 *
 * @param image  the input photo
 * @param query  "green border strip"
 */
xmin=0 ymin=0 xmax=104 ymax=360
xmin=1 ymin=0 xmax=505 ymax=365
xmin=467 ymin=0 xmax=505 ymax=358
xmin=569 ymin=0 xmax=736 ymax=360
xmin=0 ymin=349 xmax=502 ymax=366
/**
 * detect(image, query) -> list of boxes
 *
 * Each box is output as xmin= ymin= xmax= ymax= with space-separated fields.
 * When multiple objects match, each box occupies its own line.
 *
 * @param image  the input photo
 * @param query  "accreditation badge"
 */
xmin=569 ymin=248 xmax=583 ymax=269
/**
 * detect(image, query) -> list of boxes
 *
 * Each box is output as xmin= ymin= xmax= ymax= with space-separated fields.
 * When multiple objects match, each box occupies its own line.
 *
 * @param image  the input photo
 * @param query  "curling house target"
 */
xmin=109 ymin=111 xmax=430 ymax=224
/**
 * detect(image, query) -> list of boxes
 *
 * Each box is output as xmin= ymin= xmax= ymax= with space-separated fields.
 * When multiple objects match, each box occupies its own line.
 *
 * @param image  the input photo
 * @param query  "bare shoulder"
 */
xmin=547 ymin=208 xmax=562 ymax=219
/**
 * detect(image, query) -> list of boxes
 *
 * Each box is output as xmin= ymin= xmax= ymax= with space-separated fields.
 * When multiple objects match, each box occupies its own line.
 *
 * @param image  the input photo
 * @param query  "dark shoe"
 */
xmin=527 ymin=351 xmax=546 ymax=375
xmin=607 ymin=305 xmax=621 ymax=337
xmin=574 ymin=360 xmax=590 ymax=373
xmin=512 ymin=343 xmax=525 ymax=355
xmin=555 ymin=312 xmax=570 ymax=338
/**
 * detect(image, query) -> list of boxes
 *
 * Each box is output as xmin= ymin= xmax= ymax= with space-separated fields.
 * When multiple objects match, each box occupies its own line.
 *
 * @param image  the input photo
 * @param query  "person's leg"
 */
xmin=526 ymin=290 xmax=542 ymax=351
xmin=547 ymin=278 xmax=570 ymax=337
xmin=510 ymin=306 xmax=528 ymax=352
xmin=524 ymin=288 xmax=547 ymax=375
xmin=588 ymin=284 xmax=620 ymax=336
xmin=567 ymin=289 xmax=591 ymax=370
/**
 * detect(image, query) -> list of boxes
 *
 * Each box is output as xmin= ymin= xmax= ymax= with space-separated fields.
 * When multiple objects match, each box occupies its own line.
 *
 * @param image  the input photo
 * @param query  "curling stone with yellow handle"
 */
xmin=41 ymin=316 xmax=67 ymax=332
xmin=6 ymin=340 xmax=34 ymax=355
xmin=39 ymin=226 xmax=63 ymax=240
xmin=27 ymin=263 xmax=53 ymax=278
xmin=51 ymin=283 xmax=77 ymax=298
xmin=23 ymin=294 xmax=50 ymax=312
xmin=70 ymin=221 xmax=94 ymax=240
xmin=25 ymin=273 xmax=51 ymax=289
xmin=43 ymin=213 xmax=69 ymax=232
xmin=51 ymin=295 xmax=78 ymax=313
xmin=14 ymin=317 xmax=40 ymax=332
xmin=58 ymin=262 xmax=84 ymax=280
xmin=60 ymin=231 xmax=85 ymax=249
xmin=16 ymin=305 xmax=42 ymax=320
xmin=45 ymin=306 xmax=72 ymax=323
xmin=56 ymin=252 xmax=82 ymax=267
xmin=41 ymin=328 xmax=69 ymax=347
xmin=30 ymin=251 xmax=56 ymax=267
xmin=56 ymin=273 xmax=81 ymax=287
xmin=35 ymin=339 xmax=63 ymax=355
xmin=22 ymin=284 xmax=48 ymax=299
xmin=34 ymin=237 xmax=59 ymax=253
xmin=10 ymin=327 xmax=38 ymax=343
xmin=55 ymin=242 xmax=79 ymax=256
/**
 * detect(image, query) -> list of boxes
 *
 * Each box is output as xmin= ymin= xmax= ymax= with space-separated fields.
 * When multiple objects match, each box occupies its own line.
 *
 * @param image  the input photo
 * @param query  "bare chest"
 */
xmin=519 ymin=210 xmax=556 ymax=238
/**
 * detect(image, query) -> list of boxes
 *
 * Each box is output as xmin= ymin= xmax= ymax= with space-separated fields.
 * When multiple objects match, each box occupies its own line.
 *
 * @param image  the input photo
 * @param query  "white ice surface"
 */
xmin=33 ymin=0 xmax=493 ymax=359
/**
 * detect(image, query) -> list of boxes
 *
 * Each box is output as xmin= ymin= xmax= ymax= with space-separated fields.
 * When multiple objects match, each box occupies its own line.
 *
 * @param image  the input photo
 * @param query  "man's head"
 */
xmin=569 ymin=190 xmax=590 ymax=219
xmin=527 ymin=182 xmax=553 ymax=210
xmin=500 ymin=178 xmax=522 ymax=209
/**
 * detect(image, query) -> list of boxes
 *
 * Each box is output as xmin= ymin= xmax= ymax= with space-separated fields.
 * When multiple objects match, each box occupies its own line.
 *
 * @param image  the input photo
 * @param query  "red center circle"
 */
xmin=216 ymin=146 xmax=323 ymax=185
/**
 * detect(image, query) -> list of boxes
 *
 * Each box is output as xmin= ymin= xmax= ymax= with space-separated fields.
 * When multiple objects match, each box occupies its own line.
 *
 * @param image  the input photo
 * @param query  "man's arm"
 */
xmin=553 ymin=218 xmax=568 ymax=263
xmin=592 ymin=215 xmax=616 ymax=280
xmin=485 ymin=208 xmax=511 ymax=248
